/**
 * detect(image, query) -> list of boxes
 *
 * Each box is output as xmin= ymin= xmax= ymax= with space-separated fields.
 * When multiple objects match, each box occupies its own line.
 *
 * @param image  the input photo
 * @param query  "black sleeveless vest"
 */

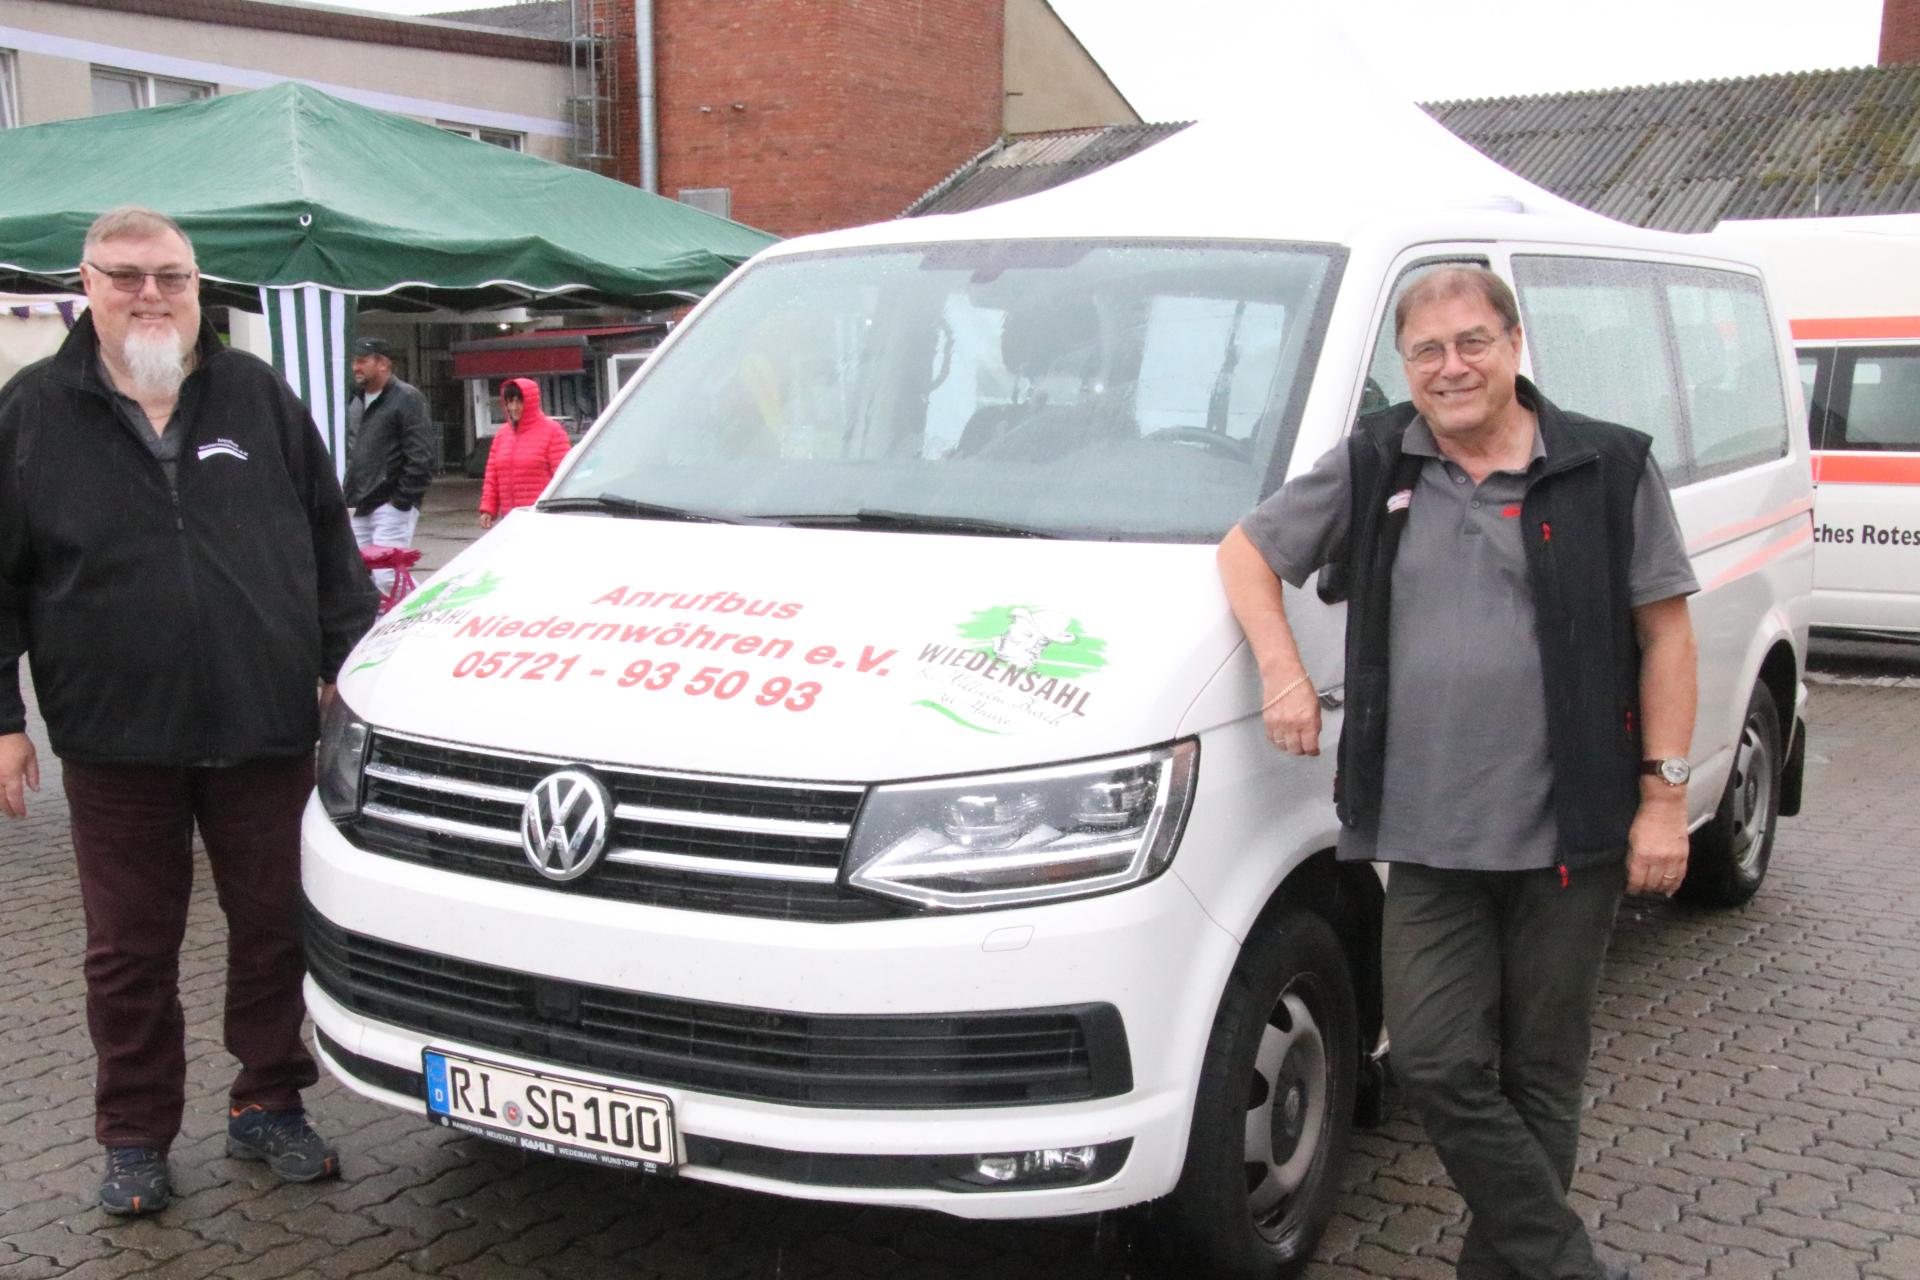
xmin=1322 ymin=379 xmax=1654 ymax=867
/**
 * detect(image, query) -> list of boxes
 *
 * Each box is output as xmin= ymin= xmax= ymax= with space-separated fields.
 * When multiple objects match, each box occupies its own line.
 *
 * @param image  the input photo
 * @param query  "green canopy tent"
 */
xmin=0 ymin=81 xmax=777 ymax=468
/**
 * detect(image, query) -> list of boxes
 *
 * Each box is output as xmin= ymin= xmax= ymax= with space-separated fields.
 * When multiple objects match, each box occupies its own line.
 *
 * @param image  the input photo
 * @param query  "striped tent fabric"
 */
xmin=259 ymin=285 xmax=355 ymax=480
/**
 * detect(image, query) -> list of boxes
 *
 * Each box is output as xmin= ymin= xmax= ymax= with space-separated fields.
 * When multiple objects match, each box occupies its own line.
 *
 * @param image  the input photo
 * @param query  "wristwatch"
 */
xmin=1641 ymin=757 xmax=1691 ymax=786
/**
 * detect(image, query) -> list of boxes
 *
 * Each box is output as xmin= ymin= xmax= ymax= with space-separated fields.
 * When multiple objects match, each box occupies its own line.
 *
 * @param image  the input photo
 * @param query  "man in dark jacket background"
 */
xmin=341 ymin=335 xmax=434 ymax=593
xmin=1217 ymin=266 xmax=1698 ymax=1280
xmin=0 ymin=207 xmax=378 ymax=1216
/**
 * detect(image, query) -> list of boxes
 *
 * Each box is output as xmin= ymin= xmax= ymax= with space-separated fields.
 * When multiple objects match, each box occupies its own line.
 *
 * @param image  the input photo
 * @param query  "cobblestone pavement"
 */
xmin=4 ymin=607 xmax=1917 ymax=1277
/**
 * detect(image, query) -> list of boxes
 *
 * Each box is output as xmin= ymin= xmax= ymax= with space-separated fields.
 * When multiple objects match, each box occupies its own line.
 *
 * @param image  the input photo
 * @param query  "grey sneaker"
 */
xmin=225 ymin=1106 xmax=340 ymax=1182
xmin=99 ymin=1146 xmax=171 ymax=1215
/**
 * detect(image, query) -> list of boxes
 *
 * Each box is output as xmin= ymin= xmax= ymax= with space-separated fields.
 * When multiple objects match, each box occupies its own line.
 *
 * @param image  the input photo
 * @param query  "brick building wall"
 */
xmin=588 ymin=0 xmax=1003 ymax=236
xmin=1885 ymin=0 xmax=1920 ymax=65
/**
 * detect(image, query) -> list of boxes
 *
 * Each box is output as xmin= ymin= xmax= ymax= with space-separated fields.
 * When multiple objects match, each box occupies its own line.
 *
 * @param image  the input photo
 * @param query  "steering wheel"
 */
xmin=1140 ymin=426 xmax=1249 ymax=460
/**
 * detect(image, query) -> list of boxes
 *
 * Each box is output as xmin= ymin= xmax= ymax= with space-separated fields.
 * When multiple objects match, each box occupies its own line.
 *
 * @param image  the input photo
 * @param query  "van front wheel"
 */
xmin=1151 ymin=905 xmax=1357 ymax=1279
xmin=1680 ymin=683 xmax=1781 ymax=909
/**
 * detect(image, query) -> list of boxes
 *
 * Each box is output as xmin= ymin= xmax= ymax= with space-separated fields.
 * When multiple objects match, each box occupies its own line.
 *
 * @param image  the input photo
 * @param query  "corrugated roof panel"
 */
xmin=907 ymin=65 xmax=1920 ymax=226
xmin=1431 ymin=63 xmax=1920 ymax=227
xmin=903 ymin=123 xmax=1193 ymax=217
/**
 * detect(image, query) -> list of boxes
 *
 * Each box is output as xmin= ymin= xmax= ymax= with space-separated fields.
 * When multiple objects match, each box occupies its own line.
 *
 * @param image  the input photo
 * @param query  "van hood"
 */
xmin=338 ymin=514 xmax=1243 ymax=782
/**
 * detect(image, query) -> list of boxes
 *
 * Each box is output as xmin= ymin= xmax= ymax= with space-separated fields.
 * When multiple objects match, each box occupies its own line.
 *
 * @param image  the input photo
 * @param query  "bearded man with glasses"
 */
xmin=0 ymin=207 xmax=377 ymax=1216
xmin=1218 ymin=266 xmax=1700 ymax=1280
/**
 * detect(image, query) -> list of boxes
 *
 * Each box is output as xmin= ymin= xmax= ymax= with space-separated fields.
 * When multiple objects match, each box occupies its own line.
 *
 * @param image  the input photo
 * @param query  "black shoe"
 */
xmin=225 ymin=1105 xmax=340 ymax=1182
xmin=99 ymin=1146 xmax=171 ymax=1216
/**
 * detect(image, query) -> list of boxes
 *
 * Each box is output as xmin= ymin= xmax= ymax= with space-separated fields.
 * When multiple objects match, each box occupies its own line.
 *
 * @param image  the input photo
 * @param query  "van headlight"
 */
xmin=845 ymin=741 xmax=1197 ymax=911
xmin=317 ymin=694 xmax=372 ymax=820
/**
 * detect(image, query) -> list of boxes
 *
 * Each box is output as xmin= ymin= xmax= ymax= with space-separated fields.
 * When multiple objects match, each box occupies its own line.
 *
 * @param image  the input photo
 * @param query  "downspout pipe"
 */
xmin=637 ymin=0 xmax=658 ymax=193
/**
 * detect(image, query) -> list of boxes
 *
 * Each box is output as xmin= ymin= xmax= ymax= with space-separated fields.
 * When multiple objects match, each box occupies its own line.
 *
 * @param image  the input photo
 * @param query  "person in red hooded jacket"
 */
xmin=479 ymin=378 xmax=571 ymax=528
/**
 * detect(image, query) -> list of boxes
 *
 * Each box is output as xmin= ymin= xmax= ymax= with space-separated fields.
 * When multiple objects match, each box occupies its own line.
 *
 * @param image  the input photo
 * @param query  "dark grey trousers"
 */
xmin=1382 ymin=860 xmax=1625 ymax=1280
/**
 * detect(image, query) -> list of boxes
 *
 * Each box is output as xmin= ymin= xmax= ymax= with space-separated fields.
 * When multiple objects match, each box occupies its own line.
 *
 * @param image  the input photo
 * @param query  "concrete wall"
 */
xmin=1004 ymin=0 xmax=1139 ymax=134
xmin=1 ymin=0 xmax=574 ymax=162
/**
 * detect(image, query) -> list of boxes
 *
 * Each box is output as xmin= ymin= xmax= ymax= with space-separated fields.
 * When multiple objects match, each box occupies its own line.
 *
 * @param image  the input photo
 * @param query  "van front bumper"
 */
xmin=301 ymin=796 xmax=1239 ymax=1218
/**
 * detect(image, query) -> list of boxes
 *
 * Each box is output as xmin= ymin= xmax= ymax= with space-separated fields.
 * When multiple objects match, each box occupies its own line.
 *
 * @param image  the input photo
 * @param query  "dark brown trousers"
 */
xmin=64 ymin=755 xmax=318 ymax=1150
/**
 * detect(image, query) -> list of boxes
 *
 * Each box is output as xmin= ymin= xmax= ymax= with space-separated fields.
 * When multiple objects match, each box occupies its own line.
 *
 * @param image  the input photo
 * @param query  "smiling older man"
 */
xmin=1218 ymin=266 xmax=1700 ymax=1280
xmin=0 ymin=207 xmax=377 ymax=1216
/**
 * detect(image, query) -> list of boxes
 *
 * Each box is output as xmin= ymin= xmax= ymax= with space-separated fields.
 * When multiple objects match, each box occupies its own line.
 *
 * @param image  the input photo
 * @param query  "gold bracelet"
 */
xmin=1261 ymin=673 xmax=1311 ymax=711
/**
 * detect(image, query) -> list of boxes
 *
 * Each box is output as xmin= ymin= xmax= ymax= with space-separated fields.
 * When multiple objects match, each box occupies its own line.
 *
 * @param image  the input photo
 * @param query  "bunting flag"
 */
xmin=259 ymin=285 xmax=355 ymax=480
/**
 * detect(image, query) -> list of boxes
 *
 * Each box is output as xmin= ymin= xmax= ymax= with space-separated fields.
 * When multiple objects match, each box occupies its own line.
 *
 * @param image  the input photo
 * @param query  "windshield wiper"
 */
xmin=770 ymin=509 xmax=1058 ymax=539
xmin=537 ymin=494 xmax=760 ymax=525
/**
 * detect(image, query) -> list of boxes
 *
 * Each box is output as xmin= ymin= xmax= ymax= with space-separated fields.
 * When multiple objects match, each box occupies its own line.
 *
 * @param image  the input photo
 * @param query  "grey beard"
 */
xmin=122 ymin=329 xmax=188 ymax=398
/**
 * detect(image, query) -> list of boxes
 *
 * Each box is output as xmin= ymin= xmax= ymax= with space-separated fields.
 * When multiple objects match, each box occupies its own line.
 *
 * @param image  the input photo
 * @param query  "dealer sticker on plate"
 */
xmin=423 ymin=1049 xmax=677 ymax=1173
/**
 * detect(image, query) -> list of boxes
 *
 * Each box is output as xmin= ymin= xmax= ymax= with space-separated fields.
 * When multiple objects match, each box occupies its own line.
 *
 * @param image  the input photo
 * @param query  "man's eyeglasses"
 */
xmin=85 ymin=263 xmax=198 ymax=295
xmin=1403 ymin=332 xmax=1501 ymax=372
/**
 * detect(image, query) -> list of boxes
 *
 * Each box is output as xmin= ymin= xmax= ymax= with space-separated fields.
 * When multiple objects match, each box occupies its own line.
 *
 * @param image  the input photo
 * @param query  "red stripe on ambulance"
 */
xmin=1811 ymin=453 xmax=1920 ymax=486
xmin=1790 ymin=316 xmax=1920 ymax=341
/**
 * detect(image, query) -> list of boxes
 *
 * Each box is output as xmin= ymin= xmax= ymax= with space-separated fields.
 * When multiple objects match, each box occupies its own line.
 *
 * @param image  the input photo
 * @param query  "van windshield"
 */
xmin=553 ymin=240 xmax=1342 ymax=541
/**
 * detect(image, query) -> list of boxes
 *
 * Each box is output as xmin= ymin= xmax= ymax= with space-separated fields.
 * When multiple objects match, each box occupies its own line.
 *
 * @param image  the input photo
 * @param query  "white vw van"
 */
xmin=304 ymin=119 xmax=1812 ymax=1277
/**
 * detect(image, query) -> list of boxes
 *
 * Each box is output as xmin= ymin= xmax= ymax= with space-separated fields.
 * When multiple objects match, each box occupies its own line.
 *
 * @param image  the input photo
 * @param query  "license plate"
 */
xmin=422 ymin=1050 xmax=677 ymax=1173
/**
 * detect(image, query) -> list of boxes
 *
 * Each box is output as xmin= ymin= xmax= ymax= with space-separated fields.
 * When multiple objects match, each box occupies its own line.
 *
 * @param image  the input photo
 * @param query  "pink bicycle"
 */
xmin=359 ymin=544 xmax=422 ymax=615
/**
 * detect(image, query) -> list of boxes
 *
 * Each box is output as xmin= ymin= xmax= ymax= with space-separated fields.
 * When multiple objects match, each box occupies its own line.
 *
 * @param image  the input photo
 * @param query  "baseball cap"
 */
xmin=352 ymin=336 xmax=394 ymax=358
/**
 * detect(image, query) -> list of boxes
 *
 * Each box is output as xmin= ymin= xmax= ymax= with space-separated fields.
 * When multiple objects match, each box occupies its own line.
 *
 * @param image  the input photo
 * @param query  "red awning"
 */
xmin=452 ymin=343 xmax=584 ymax=379
xmin=449 ymin=325 xmax=662 ymax=380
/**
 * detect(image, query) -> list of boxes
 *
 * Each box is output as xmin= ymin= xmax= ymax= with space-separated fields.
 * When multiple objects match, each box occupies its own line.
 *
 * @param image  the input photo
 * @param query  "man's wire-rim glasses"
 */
xmin=84 ymin=263 xmax=198 ymax=295
xmin=1403 ymin=330 xmax=1503 ymax=373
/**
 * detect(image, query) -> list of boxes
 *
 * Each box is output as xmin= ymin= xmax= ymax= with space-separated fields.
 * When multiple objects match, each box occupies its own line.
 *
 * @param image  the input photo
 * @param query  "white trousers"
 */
xmin=350 ymin=503 xmax=421 ymax=593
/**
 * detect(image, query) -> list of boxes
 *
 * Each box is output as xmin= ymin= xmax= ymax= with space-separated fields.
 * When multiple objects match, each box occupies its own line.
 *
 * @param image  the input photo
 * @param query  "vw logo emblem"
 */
xmin=520 ymin=769 xmax=613 ymax=882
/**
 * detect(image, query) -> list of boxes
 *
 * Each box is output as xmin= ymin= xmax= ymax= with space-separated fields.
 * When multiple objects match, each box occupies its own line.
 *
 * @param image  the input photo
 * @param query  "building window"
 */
xmin=90 ymin=67 xmax=212 ymax=115
xmin=1 ymin=50 xmax=20 ymax=129
xmin=440 ymin=123 xmax=524 ymax=151
xmin=678 ymin=187 xmax=732 ymax=219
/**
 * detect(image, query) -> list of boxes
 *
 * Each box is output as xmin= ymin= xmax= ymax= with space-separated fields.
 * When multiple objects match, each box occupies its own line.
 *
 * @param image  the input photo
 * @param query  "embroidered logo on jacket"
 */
xmin=196 ymin=438 xmax=250 ymax=463
xmin=1385 ymin=488 xmax=1413 ymax=514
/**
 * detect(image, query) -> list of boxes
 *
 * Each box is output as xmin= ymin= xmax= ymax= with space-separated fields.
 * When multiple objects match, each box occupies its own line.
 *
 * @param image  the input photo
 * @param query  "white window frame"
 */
xmin=90 ymin=65 xmax=213 ymax=113
xmin=1 ymin=49 xmax=21 ymax=129
xmin=678 ymin=187 xmax=732 ymax=219
xmin=439 ymin=122 xmax=524 ymax=151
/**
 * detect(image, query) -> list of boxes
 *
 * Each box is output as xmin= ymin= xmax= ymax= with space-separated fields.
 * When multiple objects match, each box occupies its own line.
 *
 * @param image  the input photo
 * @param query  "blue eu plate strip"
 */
xmin=423 ymin=1052 xmax=450 ymax=1114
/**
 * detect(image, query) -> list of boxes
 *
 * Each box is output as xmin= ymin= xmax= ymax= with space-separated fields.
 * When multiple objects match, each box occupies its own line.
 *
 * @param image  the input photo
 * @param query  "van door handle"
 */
xmin=1317 ymin=684 xmax=1344 ymax=710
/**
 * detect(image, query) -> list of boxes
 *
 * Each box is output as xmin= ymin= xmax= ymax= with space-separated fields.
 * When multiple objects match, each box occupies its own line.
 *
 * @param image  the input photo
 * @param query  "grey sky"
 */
xmin=345 ymin=0 xmax=1885 ymax=115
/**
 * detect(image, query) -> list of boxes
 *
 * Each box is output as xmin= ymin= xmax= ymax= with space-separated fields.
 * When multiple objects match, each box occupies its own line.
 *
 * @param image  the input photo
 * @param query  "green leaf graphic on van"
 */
xmin=347 ymin=569 xmax=506 ymax=673
xmin=955 ymin=605 xmax=1108 ymax=679
xmin=393 ymin=569 xmax=504 ymax=620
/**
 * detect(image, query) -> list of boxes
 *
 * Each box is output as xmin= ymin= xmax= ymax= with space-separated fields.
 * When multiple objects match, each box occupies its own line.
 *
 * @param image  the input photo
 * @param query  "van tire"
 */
xmin=1148 ymin=905 xmax=1357 ymax=1279
xmin=1680 ymin=683 xmax=1781 ymax=909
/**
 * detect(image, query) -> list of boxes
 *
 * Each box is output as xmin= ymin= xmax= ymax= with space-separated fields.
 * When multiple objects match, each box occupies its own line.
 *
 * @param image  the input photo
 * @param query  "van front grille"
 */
xmin=342 ymin=733 xmax=909 ymax=923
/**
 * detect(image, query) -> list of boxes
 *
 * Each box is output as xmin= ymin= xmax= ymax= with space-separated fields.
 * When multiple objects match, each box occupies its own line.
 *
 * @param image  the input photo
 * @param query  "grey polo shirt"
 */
xmin=114 ymin=392 xmax=185 ymax=494
xmin=1241 ymin=417 xmax=1699 ymax=871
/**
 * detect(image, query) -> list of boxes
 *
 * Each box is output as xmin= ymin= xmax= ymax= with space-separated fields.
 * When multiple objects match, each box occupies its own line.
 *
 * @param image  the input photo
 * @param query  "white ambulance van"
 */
xmin=305 ymin=115 xmax=1812 ymax=1276
xmin=1714 ymin=215 xmax=1920 ymax=639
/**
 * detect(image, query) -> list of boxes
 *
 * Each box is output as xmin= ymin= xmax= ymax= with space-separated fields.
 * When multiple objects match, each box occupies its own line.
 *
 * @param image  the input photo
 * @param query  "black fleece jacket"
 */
xmin=0 ymin=312 xmax=378 ymax=764
xmin=342 ymin=376 xmax=434 ymax=515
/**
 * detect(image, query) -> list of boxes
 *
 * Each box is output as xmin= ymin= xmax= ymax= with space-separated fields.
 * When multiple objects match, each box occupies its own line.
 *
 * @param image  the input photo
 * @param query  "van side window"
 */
xmin=1663 ymin=271 xmax=1789 ymax=479
xmin=1829 ymin=348 xmax=1920 ymax=452
xmin=1510 ymin=255 xmax=1688 ymax=480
